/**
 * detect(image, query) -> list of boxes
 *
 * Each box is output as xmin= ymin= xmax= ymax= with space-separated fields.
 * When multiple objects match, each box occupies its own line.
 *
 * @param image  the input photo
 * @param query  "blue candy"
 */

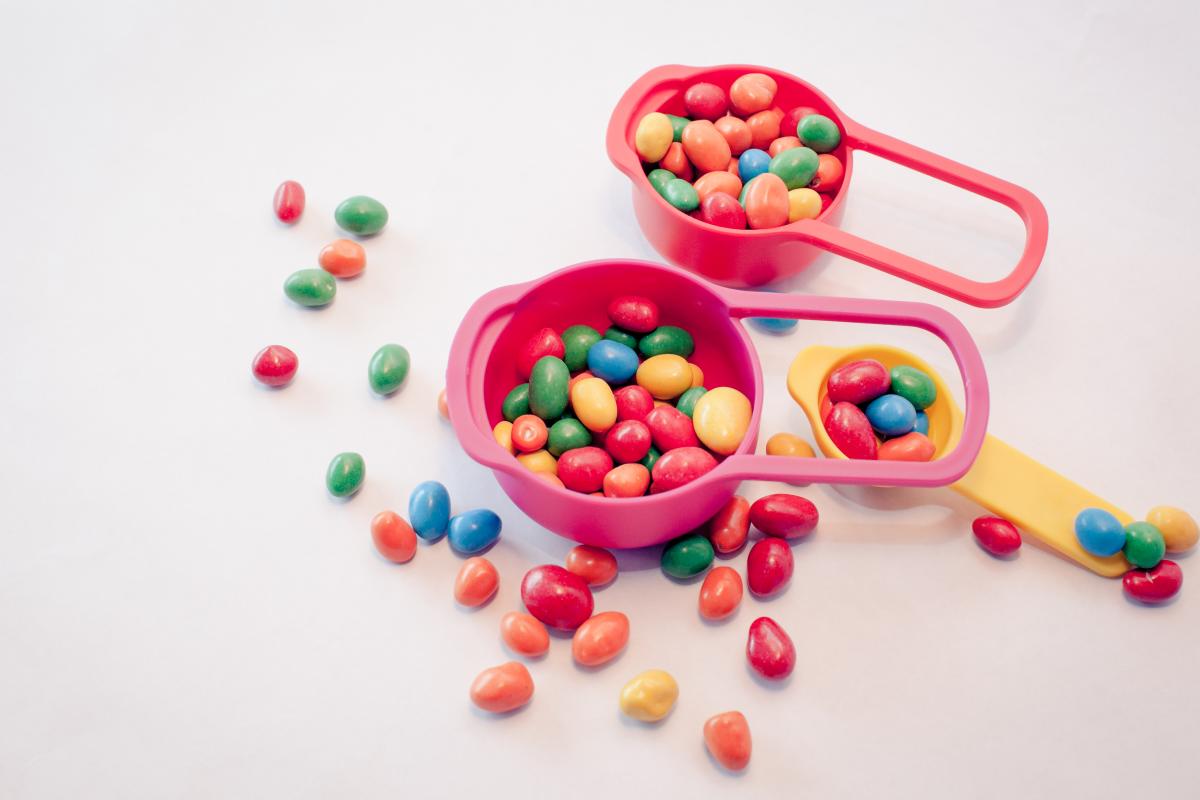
xmin=738 ymin=149 xmax=771 ymax=183
xmin=409 ymin=480 xmax=450 ymax=541
xmin=864 ymin=393 xmax=917 ymax=436
xmin=447 ymin=508 xmax=502 ymax=554
xmin=1074 ymin=507 xmax=1126 ymax=556
xmin=912 ymin=411 xmax=929 ymax=436
xmin=586 ymin=339 xmax=639 ymax=384
xmin=748 ymin=316 xmax=798 ymax=334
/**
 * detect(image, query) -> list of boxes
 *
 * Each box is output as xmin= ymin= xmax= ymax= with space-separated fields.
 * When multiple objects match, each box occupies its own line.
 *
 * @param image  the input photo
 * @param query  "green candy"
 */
xmin=367 ymin=344 xmax=410 ymax=395
xmin=890 ymin=365 xmax=937 ymax=410
xmin=334 ymin=195 xmax=389 ymax=236
xmin=640 ymin=446 xmax=661 ymax=473
xmin=502 ymin=384 xmax=530 ymax=422
xmin=605 ymin=326 xmax=639 ymax=349
xmin=326 ymin=452 xmax=365 ymax=497
xmin=647 ymin=168 xmax=675 ymax=197
xmin=667 ymin=114 xmax=690 ymax=142
xmin=528 ymin=356 xmax=569 ymax=420
xmin=796 ymin=114 xmax=841 ymax=153
xmin=284 ymin=268 xmax=337 ymax=307
xmin=639 ymin=325 xmax=695 ymax=358
xmin=663 ymin=178 xmax=700 ymax=212
xmin=676 ymin=386 xmax=708 ymax=417
xmin=562 ymin=325 xmax=602 ymax=372
xmin=661 ymin=533 xmax=714 ymax=579
xmin=768 ymin=146 xmax=820 ymax=190
xmin=548 ymin=418 xmax=592 ymax=457
xmin=1123 ymin=522 xmax=1166 ymax=569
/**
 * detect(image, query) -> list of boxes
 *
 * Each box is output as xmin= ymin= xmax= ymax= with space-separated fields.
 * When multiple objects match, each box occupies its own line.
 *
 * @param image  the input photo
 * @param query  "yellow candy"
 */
xmin=787 ymin=187 xmax=822 ymax=222
xmin=493 ymin=421 xmax=515 ymax=454
xmin=619 ymin=669 xmax=678 ymax=722
xmin=636 ymin=354 xmax=693 ymax=400
xmin=692 ymin=387 xmax=752 ymax=455
xmin=634 ymin=112 xmax=673 ymax=163
xmin=570 ymin=377 xmax=617 ymax=433
xmin=765 ymin=432 xmax=814 ymax=458
xmin=516 ymin=449 xmax=557 ymax=475
xmin=1146 ymin=506 xmax=1198 ymax=553
xmin=689 ymin=363 xmax=704 ymax=388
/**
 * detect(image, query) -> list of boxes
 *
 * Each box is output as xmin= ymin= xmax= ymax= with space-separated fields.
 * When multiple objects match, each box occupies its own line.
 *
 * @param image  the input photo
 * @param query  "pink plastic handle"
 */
xmin=795 ymin=121 xmax=1049 ymax=308
xmin=718 ymin=288 xmax=990 ymax=487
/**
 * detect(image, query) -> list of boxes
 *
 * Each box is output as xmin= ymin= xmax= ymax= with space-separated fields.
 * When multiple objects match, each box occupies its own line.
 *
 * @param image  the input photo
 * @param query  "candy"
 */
xmin=746 ymin=617 xmax=795 ymax=680
xmin=511 ymin=414 xmax=549 ymax=453
xmin=661 ymin=532 xmax=715 ymax=578
xmin=748 ymin=315 xmax=798 ymax=333
xmin=682 ymin=120 xmax=733 ymax=174
xmin=570 ymin=377 xmax=618 ymax=433
xmin=317 ymin=238 xmax=366 ymax=277
xmin=517 ymin=328 xmax=566 ymax=379
xmin=699 ymin=566 xmax=743 ymax=620
xmin=703 ymin=711 xmax=752 ymax=772
xmin=787 ymin=187 xmax=823 ymax=222
xmin=521 ymin=564 xmax=594 ymax=630
xmin=537 ymin=471 xmax=565 ymax=488
xmin=1123 ymin=560 xmax=1183 ymax=604
xmin=619 ymin=669 xmax=678 ymax=722
xmin=273 ymin=180 xmax=305 ymax=223
xmin=1145 ymin=506 xmax=1198 ymax=552
xmin=708 ymin=495 xmax=750 ymax=554
xmin=1124 ymin=522 xmax=1166 ymax=569
xmin=367 ymin=343 xmax=411 ymax=395
xmin=326 ymin=452 xmax=365 ymax=498
xmin=865 ymin=394 xmax=917 ymax=436
xmin=675 ymin=386 xmax=708 ymax=417
xmin=547 ymin=417 xmax=590 ymax=457
xmin=561 ymin=324 xmax=602 ymax=371
xmin=500 ymin=611 xmax=550 ymax=657
xmin=889 ymin=365 xmax=937 ymax=410
xmin=517 ymin=449 xmax=557 ymax=474
xmin=765 ymin=433 xmax=814 ymax=458
xmin=750 ymin=494 xmax=818 ymax=539
xmin=645 ymin=405 xmax=701 ymax=451
xmin=454 ymin=557 xmax=499 ymax=606
xmin=694 ymin=170 xmax=743 ymax=205
xmin=972 ymin=516 xmax=1022 ymax=556
xmin=737 ymin=148 xmax=771 ymax=183
xmin=647 ymin=168 xmax=675 ymax=197
xmin=469 ymin=661 xmax=533 ymax=713
xmin=586 ymin=339 xmax=639 ymax=384
xmin=691 ymin=387 xmax=752 ymax=455
xmin=768 ymin=146 xmax=819 ymax=190
xmin=251 ymin=345 xmax=298 ymax=387
xmin=714 ymin=116 xmax=752 ymax=155
xmin=811 ymin=154 xmax=844 ymax=193
xmin=603 ymin=463 xmax=651 ymax=497
xmin=878 ymin=432 xmax=936 ymax=461
xmin=640 ymin=447 xmax=661 ymax=472
xmin=284 ymin=268 xmax=336 ymax=307
xmin=667 ymin=114 xmax=689 ymax=141
xmin=604 ymin=420 xmax=652 ymax=464
xmin=826 ymin=402 xmax=878 ymax=459
xmin=492 ymin=421 xmax=515 ymax=453
xmin=913 ymin=411 xmax=929 ymax=436
xmin=334 ymin=195 xmax=388 ymax=236
xmin=371 ymin=511 xmax=417 ymax=563
xmin=447 ymin=509 xmax=502 ymax=554
xmin=614 ymin=384 xmax=655 ymax=422
xmin=437 ymin=389 xmax=449 ymax=420
xmin=1074 ymin=508 xmax=1126 ymax=557
xmin=688 ymin=363 xmax=704 ymax=387
xmin=409 ymin=480 xmax=451 ymax=541
xmin=502 ymin=383 xmax=531 ymax=421
xmin=651 ymin=446 xmax=716 ymax=492
xmin=768 ymin=136 xmax=802 ymax=157
xmin=742 ymin=173 xmax=789 ymax=229
xmin=572 ymin=611 xmax=629 ymax=667
xmin=528 ymin=356 xmax=570 ymax=420
xmin=635 ymin=112 xmax=674 ymax=162
xmin=565 ymin=545 xmax=618 ymax=586
xmin=684 ymin=82 xmax=728 ymax=120
xmin=746 ymin=109 xmax=783 ymax=151
xmin=636 ymin=354 xmax=693 ymax=399
xmin=660 ymin=142 xmax=693 ymax=181
xmin=747 ymin=538 xmax=793 ymax=597
xmin=796 ymin=114 xmax=841 ymax=153
xmin=698 ymin=191 xmax=747 ymax=229
xmin=827 ymin=359 xmax=890 ymax=405
xmin=557 ymin=446 xmax=613 ymax=493
xmin=780 ymin=106 xmax=819 ymax=139
xmin=729 ymin=73 xmax=777 ymax=116
xmin=663 ymin=178 xmax=700 ymax=212
xmin=605 ymin=326 xmax=640 ymax=350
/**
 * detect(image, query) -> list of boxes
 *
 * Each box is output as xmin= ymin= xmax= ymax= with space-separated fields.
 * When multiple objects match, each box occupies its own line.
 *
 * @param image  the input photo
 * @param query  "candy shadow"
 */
xmin=572 ymin=649 xmax=627 ymax=674
xmin=1122 ymin=592 xmax=1181 ymax=609
xmin=702 ymin=743 xmax=749 ymax=777
xmin=973 ymin=540 xmax=1021 ymax=562
xmin=470 ymin=703 xmax=530 ymax=721
xmin=616 ymin=709 xmax=675 ymax=730
xmin=454 ymin=593 xmax=498 ymax=613
xmin=745 ymin=662 xmax=793 ymax=691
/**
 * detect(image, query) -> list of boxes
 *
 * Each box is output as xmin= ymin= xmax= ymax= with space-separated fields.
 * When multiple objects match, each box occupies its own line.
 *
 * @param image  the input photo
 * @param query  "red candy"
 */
xmin=605 ymin=420 xmax=652 ymax=464
xmin=251 ymin=344 xmax=298 ymax=387
xmin=521 ymin=564 xmax=595 ymax=630
xmin=650 ymin=446 xmax=717 ymax=493
xmin=684 ymin=82 xmax=728 ymax=121
xmin=511 ymin=414 xmax=549 ymax=453
xmin=746 ymin=538 xmax=793 ymax=597
xmin=645 ymin=405 xmax=701 ymax=451
xmin=1122 ymin=560 xmax=1182 ymax=604
xmin=825 ymin=402 xmax=878 ymax=459
xmin=517 ymin=327 xmax=565 ymax=379
xmin=780 ymin=106 xmax=819 ymax=140
xmin=698 ymin=192 xmax=747 ymax=230
xmin=972 ymin=516 xmax=1022 ymax=556
xmin=607 ymin=295 xmax=660 ymax=333
xmin=746 ymin=616 xmax=795 ymax=680
xmin=811 ymin=154 xmax=844 ymax=193
xmin=273 ymin=180 xmax=305 ymax=223
xmin=749 ymin=494 xmax=819 ymax=539
xmin=614 ymin=384 xmax=655 ymax=422
xmin=827 ymin=359 xmax=890 ymax=404
xmin=708 ymin=495 xmax=750 ymax=554
xmin=557 ymin=446 xmax=613 ymax=494
xmin=878 ymin=432 xmax=935 ymax=462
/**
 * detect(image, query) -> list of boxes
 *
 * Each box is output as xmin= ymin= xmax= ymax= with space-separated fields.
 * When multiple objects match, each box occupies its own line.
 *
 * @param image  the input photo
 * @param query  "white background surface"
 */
xmin=2 ymin=1 xmax=1198 ymax=797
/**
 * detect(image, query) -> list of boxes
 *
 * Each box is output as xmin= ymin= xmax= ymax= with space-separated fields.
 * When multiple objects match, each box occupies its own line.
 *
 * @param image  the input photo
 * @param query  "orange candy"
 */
xmin=768 ymin=136 xmax=802 ymax=157
xmin=371 ymin=511 xmax=417 ymax=563
xmin=603 ymin=463 xmax=651 ymax=497
xmin=713 ymin=116 xmax=752 ymax=156
xmin=698 ymin=566 xmax=743 ymax=620
xmin=681 ymin=119 xmax=732 ymax=174
xmin=454 ymin=557 xmax=499 ymax=607
xmin=693 ymin=171 xmax=743 ymax=204
xmin=500 ymin=611 xmax=550 ymax=657
xmin=703 ymin=711 xmax=752 ymax=771
xmin=437 ymin=388 xmax=449 ymax=420
xmin=469 ymin=661 xmax=534 ymax=713
xmin=746 ymin=108 xmax=783 ymax=151
xmin=571 ymin=611 xmax=630 ymax=667
xmin=511 ymin=414 xmax=548 ymax=453
xmin=729 ymin=73 xmax=777 ymax=116
xmin=317 ymin=238 xmax=366 ymax=278
xmin=660 ymin=141 xmax=693 ymax=181
xmin=743 ymin=172 xmax=789 ymax=229
xmin=565 ymin=544 xmax=618 ymax=586
xmin=811 ymin=153 xmax=844 ymax=193
xmin=878 ymin=431 xmax=935 ymax=461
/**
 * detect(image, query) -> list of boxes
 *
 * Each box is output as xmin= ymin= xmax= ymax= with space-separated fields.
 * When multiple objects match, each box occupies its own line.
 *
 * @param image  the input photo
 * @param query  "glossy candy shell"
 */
xmin=746 ymin=538 xmax=793 ymax=597
xmin=746 ymin=617 xmax=795 ymax=680
xmin=520 ymin=565 xmax=594 ymax=630
xmin=470 ymin=662 xmax=533 ymax=713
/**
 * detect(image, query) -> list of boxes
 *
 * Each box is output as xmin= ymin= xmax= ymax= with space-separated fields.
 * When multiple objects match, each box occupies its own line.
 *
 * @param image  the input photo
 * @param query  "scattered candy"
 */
xmin=367 ymin=344 xmax=410 ymax=395
xmin=703 ymin=711 xmax=752 ymax=772
xmin=972 ymin=516 xmax=1022 ymax=556
xmin=521 ymin=565 xmax=594 ymax=630
xmin=746 ymin=617 xmax=795 ymax=680
xmin=500 ymin=611 xmax=550 ymax=657
xmin=765 ymin=433 xmax=814 ymax=458
xmin=437 ymin=388 xmax=449 ymax=420
xmin=1122 ymin=560 xmax=1182 ymax=604
xmin=746 ymin=538 xmax=793 ymax=598
xmin=273 ymin=180 xmax=305 ymax=223
xmin=470 ymin=661 xmax=533 ymax=713
xmin=699 ymin=566 xmax=743 ymax=621
xmin=1074 ymin=508 xmax=1126 ymax=557
xmin=371 ymin=510 xmax=417 ymax=563
xmin=326 ymin=452 xmax=364 ymax=498
xmin=565 ymin=545 xmax=618 ymax=587
xmin=251 ymin=344 xmax=298 ymax=387
xmin=1145 ymin=506 xmax=1198 ymax=553
xmin=572 ymin=611 xmax=630 ymax=667
xmin=1123 ymin=521 xmax=1166 ymax=569
xmin=447 ymin=509 xmax=502 ymax=554
xmin=284 ymin=268 xmax=336 ymax=307
xmin=661 ymin=533 xmax=715 ymax=579
xmin=334 ymin=195 xmax=388 ymax=236
xmin=318 ymin=239 xmax=366 ymax=278
xmin=409 ymin=480 xmax=451 ymax=541
xmin=707 ymin=495 xmax=750 ymax=554
xmin=454 ymin=557 xmax=499 ymax=607
xmin=749 ymin=494 xmax=818 ymax=539
xmin=619 ymin=669 xmax=678 ymax=722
